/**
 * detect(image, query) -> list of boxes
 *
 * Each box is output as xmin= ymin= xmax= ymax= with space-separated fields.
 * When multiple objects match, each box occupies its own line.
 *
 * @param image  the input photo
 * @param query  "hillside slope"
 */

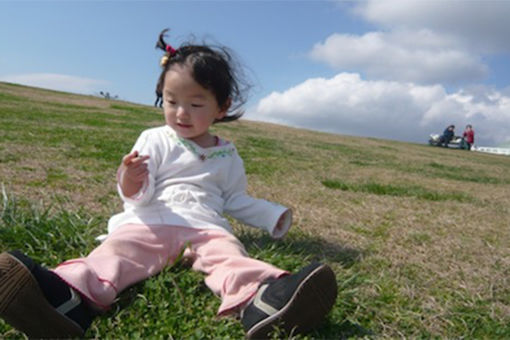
xmin=1 ymin=82 xmax=509 ymax=338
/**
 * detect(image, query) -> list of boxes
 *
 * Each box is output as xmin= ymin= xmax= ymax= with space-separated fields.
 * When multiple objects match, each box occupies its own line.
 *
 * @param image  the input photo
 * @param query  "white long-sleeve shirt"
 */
xmin=107 ymin=125 xmax=291 ymax=238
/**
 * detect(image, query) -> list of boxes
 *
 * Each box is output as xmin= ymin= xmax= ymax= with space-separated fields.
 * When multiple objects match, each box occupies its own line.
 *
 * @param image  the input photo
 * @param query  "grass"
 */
xmin=321 ymin=179 xmax=474 ymax=202
xmin=1 ymin=81 xmax=510 ymax=338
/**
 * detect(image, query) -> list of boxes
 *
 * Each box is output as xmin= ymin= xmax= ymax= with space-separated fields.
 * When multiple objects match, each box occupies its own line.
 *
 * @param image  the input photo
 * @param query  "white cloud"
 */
xmin=0 ymin=73 xmax=108 ymax=95
xmin=264 ymin=0 xmax=510 ymax=146
xmin=309 ymin=30 xmax=487 ymax=85
xmin=353 ymin=0 xmax=510 ymax=53
xmin=250 ymin=73 xmax=510 ymax=146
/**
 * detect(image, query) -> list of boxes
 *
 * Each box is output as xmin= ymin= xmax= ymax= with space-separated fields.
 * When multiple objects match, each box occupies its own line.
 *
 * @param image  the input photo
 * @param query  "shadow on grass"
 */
xmin=315 ymin=319 xmax=373 ymax=339
xmin=237 ymin=229 xmax=364 ymax=269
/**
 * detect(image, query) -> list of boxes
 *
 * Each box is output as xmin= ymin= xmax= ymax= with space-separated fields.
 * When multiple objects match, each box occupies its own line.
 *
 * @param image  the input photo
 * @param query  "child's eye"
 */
xmin=191 ymin=104 xmax=204 ymax=108
xmin=167 ymin=100 xmax=177 ymax=105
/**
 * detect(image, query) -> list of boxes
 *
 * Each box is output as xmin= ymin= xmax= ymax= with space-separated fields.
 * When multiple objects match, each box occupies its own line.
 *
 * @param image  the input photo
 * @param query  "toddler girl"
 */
xmin=0 ymin=29 xmax=337 ymax=339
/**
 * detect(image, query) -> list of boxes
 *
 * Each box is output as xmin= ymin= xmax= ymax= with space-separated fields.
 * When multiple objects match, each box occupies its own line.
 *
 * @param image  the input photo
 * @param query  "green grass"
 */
xmin=321 ymin=179 xmax=474 ymax=202
xmin=1 ymin=82 xmax=510 ymax=338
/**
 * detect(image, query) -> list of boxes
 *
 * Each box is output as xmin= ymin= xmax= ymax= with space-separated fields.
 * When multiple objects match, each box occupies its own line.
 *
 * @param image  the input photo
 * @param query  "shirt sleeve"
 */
xmin=117 ymin=130 xmax=158 ymax=206
xmin=223 ymin=151 xmax=292 ymax=238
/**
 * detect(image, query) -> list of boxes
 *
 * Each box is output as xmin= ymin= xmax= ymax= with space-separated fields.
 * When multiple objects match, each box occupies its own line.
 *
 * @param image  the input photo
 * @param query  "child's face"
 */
xmin=162 ymin=64 xmax=227 ymax=145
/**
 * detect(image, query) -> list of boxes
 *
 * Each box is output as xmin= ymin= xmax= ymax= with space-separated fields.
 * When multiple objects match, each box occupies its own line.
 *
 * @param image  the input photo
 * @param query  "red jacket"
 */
xmin=463 ymin=130 xmax=474 ymax=144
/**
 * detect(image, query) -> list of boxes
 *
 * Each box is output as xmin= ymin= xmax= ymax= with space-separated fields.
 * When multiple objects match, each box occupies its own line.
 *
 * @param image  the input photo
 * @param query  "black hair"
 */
xmin=155 ymin=29 xmax=250 ymax=123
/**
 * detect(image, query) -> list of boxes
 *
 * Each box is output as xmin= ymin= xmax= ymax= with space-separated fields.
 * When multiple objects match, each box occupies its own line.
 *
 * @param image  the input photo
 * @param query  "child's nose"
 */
xmin=176 ymin=105 xmax=189 ymax=117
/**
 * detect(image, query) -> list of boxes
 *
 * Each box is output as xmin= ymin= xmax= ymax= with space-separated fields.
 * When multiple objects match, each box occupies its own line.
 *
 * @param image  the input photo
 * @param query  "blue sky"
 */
xmin=2 ymin=1 xmax=510 ymax=147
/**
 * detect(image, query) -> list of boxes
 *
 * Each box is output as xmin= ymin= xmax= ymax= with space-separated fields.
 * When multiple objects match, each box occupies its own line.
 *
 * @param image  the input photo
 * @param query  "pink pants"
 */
xmin=53 ymin=224 xmax=286 ymax=316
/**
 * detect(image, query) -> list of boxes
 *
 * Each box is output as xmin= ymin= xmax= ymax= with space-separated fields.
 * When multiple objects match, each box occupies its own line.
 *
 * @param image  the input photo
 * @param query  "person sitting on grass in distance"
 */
xmin=440 ymin=124 xmax=455 ymax=147
xmin=0 ymin=28 xmax=338 ymax=339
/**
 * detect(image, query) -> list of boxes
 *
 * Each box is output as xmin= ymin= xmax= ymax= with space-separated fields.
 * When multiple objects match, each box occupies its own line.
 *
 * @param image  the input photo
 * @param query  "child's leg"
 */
xmin=0 ymin=224 xmax=190 ymax=337
xmin=186 ymin=229 xmax=337 ymax=338
xmin=53 ymin=223 xmax=185 ymax=308
xmin=185 ymin=229 xmax=288 ymax=316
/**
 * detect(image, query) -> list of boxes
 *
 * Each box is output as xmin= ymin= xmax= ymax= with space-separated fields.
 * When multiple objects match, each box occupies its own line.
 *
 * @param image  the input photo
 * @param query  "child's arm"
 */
xmin=223 ymin=152 xmax=292 ymax=238
xmin=225 ymin=192 xmax=292 ymax=238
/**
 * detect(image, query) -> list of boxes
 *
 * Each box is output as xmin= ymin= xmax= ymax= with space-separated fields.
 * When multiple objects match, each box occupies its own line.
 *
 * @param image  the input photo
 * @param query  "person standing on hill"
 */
xmin=461 ymin=124 xmax=475 ymax=150
xmin=154 ymin=88 xmax=163 ymax=107
xmin=0 ymin=29 xmax=337 ymax=339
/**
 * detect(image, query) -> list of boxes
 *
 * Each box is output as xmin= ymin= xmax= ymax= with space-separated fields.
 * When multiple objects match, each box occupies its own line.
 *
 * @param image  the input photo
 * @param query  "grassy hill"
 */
xmin=1 ymin=81 xmax=509 ymax=338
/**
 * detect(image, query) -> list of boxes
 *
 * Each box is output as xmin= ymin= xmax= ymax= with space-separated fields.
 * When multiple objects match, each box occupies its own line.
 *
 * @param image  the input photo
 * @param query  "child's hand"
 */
xmin=274 ymin=209 xmax=292 ymax=239
xmin=275 ymin=214 xmax=286 ymax=231
xmin=118 ymin=151 xmax=150 ymax=197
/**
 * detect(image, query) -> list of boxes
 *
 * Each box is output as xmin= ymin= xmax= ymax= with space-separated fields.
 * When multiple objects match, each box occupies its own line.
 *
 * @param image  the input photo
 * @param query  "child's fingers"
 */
xmin=134 ymin=168 xmax=149 ymax=181
xmin=123 ymin=152 xmax=149 ymax=166
xmin=134 ymin=155 xmax=150 ymax=163
xmin=132 ymin=163 xmax=148 ymax=176
xmin=123 ymin=162 xmax=149 ymax=183
xmin=129 ymin=155 xmax=150 ymax=168
xmin=122 ymin=151 xmax=139 ymax=166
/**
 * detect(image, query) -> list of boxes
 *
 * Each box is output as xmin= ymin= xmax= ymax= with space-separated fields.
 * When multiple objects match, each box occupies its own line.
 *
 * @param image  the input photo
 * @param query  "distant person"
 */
xmin=461 ymin=124 xmax=474 ymax=150
xmin=440 ymin=124 xmax=455 ymax=147
xmin=0 ymin=28 xmax=337 ymax=339
xmin=154 ymin=89 xmax=163 ymax=107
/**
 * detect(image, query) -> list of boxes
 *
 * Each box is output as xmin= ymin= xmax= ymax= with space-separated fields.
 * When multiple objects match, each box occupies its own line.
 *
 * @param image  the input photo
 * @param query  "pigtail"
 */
xmin=155 ymin=28 xmax=169 ymax=51
xmin=156 ymin=28 xmax=177 ymax=67
xmin=155 ymin=28 xmax=178 ymax=106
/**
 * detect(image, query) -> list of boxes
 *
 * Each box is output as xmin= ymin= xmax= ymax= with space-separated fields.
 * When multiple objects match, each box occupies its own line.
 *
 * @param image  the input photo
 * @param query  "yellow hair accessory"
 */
xmin=160 ymin=54 xmax=170 ymax=67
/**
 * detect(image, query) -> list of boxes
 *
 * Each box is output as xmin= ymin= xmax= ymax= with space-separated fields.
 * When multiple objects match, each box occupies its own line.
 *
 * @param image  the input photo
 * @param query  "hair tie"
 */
xmin=166 ymin=45 xmax=176 ymax=55
xmin=160 ymin=45 xmax=177 ymax=67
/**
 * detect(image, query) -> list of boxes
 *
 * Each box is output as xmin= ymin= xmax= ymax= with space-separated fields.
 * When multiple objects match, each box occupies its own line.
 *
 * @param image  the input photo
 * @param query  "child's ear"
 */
xmin=217 ymin=98 xmax=232 ymax=119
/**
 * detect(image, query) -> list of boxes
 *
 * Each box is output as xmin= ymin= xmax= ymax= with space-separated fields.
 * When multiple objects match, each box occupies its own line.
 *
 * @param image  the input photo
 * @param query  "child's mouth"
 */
xmin=177 ymin=123 xmax=192 ymax=128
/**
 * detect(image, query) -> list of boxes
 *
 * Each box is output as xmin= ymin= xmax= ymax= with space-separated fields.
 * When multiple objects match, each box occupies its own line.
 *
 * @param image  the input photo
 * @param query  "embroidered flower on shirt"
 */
xmin=207 ymin=149 xmax=236 ymax=159
xmin=166 ymin=129 xmax=235 ymax=161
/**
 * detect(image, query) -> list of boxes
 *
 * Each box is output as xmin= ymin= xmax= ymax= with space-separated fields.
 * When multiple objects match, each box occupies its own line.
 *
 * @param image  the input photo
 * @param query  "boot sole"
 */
xmin=246 ymin=263 xmax=338 ymax=339
xmin=0 ymin=252 xmax=84 ymax=338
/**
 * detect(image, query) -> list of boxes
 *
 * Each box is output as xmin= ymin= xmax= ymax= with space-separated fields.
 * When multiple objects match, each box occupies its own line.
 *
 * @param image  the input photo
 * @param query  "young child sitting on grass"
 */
xmin=0 ymin=29 xmax=337 ymax=339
